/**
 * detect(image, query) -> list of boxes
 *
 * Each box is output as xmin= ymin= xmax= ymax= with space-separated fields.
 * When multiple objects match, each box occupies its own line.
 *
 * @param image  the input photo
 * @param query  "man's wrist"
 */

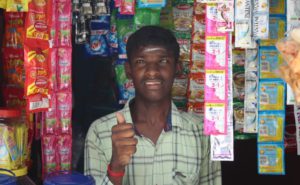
xmin=107 ymin=164 xmax=125 ymax=177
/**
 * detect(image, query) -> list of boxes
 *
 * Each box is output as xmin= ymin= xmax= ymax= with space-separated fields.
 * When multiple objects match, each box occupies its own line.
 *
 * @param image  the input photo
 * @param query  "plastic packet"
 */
xmin=204 ymin=102 xmax=227 ymax=135
xmin=56 ymin=0 xmax=72 ymax=47
xmin=57 ymin=91 xmax=72 ymax=134
xmin=57 ymin=47 xmax=72 ymax=90
xmin=134 ymin=8 xmax=161 ymax=30
xmin=120 ymin=0 xmax=135 ymax=15
xmin=114 ymin=59 xmax=135 ymax=104
xmin=42 ymin=135 xmax=58 ymax=176
xmin=276 ymin=27 xmax=300 ymax=104
xmin=257 ymin=143 xmax=285 ymax=175
xmin=173 ymin=3 xmax=193 ymax=32
xmin=258 ymin=80 xmax=285 ymax=111
xmin=259 ymin=47 xmax=284 ymax=79
xmin=258 ymin=111 xmax=285 ymax=142
xmin=205 ymin=69 xmax=227 ymax=101
xmin=6 ymin=0 xmax=28 ymax=12
xmin=4 ymin=12 xmax=25 ymax=49
xmin=188 ymin=73 xmax=204 ymax=103
xmin=57 ymin=134 xmax=72 ymax=171
xmin=138 ymin=0 xmax=166 ymax=8
xmin=116 ymin=17 xmax=134 ymax=59
xmin=44 ymin=94 xmax=57 ymax=135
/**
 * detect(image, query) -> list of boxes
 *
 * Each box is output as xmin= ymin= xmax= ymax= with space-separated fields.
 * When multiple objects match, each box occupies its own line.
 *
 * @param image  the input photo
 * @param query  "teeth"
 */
xmin=145 ymin=81 xmax=161 ymax=85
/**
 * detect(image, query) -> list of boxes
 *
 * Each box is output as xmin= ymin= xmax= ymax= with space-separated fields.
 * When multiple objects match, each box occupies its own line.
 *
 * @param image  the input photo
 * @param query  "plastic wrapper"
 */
xmin=276 ymin=27 xmax=300 ymax=105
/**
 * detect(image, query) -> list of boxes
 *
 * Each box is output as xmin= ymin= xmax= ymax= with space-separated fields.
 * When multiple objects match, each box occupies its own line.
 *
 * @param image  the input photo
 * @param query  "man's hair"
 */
xmin=126 ymin=26 xmax=180 ymax=62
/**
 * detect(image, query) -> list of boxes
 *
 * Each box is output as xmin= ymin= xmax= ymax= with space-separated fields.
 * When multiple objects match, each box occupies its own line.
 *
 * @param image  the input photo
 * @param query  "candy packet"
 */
xmin=57 ymin=47 xmax=72 ymax=90
xmin=44 ymin=93 xmax=57 ymax=135
xmin=42 ymin=134 xmax=58 ymax=176
xmin=4 ymin=12 xmax=25 ymax=49
xmin=57 ymin=91 xmax=72 ymax=134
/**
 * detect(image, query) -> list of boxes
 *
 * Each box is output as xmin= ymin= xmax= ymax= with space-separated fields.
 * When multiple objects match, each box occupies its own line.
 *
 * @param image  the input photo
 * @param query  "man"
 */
xmin=84 ymin=26 xmax=222 ymax=185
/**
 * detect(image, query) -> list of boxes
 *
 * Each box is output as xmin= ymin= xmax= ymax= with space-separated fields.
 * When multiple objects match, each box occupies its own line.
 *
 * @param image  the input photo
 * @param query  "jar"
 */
xmin=0 ymin=108 xmax=27 ymax=176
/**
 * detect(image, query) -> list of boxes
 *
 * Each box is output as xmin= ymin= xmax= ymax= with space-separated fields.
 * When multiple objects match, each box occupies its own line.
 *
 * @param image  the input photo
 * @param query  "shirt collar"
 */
xmin=121 ymin=98 xmax=184 ymax=133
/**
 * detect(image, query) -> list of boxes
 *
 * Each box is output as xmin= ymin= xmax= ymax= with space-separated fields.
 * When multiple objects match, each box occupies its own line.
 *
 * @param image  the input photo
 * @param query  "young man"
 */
xmin=84 ymin=26 xmax=222 ymax=185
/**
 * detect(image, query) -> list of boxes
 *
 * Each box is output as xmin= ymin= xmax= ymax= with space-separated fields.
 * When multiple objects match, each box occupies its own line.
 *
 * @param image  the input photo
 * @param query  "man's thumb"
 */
xmin=116 ymin=112 xmax=126 ymax=124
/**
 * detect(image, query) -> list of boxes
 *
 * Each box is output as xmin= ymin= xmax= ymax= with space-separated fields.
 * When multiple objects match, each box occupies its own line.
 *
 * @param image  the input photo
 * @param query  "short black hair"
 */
xmin=126 ymin=25 xmax=180 ymax=62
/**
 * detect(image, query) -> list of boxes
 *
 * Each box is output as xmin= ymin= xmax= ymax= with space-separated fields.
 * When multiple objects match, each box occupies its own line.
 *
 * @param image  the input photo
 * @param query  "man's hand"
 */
xmin=110 ymin=112 xmax=138 ymax=172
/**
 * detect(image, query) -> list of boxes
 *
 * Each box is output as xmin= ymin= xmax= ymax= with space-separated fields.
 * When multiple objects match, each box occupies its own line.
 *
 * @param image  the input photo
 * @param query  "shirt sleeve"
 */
xmin=199 ymin=131 xmax=222 ymax=185
xmin=84 ymin=123 xmax=114 ymax=185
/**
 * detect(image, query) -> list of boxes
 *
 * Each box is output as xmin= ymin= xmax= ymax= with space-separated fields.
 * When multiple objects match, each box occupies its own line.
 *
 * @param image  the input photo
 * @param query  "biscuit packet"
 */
xmin=276 ymin=27 xmax=300 ymax=104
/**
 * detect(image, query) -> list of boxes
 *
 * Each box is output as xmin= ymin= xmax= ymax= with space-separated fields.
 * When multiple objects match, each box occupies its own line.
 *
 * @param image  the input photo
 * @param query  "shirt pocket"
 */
xmin=172 ymin=169 xmax=198 ymax=185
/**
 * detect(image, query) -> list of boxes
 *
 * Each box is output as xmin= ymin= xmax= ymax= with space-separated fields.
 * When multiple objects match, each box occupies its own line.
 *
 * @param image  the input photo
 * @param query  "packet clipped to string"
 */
xmin=258 ymin=111 xmax=285 ymax=142
xmin=258 ymin=143 xmax=285 ymax=175
xmin=258 ymin=80 xmax=285 ymax=111
xmin=216 ymin=1 xmax=234 ymax=32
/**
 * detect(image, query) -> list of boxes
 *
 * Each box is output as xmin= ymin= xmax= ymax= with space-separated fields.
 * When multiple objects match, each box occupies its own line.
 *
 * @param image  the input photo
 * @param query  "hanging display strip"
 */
xmin=204 ymin=25 xmax=229 ymax=134
xmin=244 ymin=48 xmax=259 ymax=133
xmin=211 ymin=34 xmax=234 ymax=161
xmin=294 ymin=104 xmax=300 ymax=155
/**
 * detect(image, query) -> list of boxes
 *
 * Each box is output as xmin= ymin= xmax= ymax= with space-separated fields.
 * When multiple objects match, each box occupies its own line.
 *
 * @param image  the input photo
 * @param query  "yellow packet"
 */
xmin=0 ymin=0 xmax=7 ymax=9
xmin=3 ymin=126 xmax=21 ymax=170
xmin=0 ymin=125 xmax=11 ymax=170
xmin=258 ymin=143 xmax=285 ymax=175
xmin=6 ymin=0 xmax=28 ymax=12
xmin=258 ymin=112 xmax=284 ymax=142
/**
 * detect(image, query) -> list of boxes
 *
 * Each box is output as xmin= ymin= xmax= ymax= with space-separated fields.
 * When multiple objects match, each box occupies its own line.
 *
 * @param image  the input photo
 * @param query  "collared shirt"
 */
xmin=84 ymin=100 xmax=222 ymax=185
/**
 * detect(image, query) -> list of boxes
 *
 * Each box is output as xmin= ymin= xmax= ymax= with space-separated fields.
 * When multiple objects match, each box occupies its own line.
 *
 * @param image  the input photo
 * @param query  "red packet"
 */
xmin=50 ymin=48 xmax=57 ymax=91
xmin=57 ymin=134 xmax=72 ymax=171
xmin=26 ymin=94 xmax=50 ymax=113
xmin=2 ymin=48 xmax=25 ymax=87
xmin=56 ymin=0 xmax=72 ymax=46
xmin=2 ymin=86 xmax=26 ymax=108
xmin=120 ymin=0 xmax=135 ymax=15
xmin=25 ymin=0 xmax=51 ymax=42
xmin=57 ymin=48 xmax=72 ymax=91
xmin=24 ymin=44 xmax=50 ymax=97
xmin=42 ymin=135 xmax=58 ymax=177
xmin=56 ymin=91 xmax=72 ymax=134
xmin=188 ymin=73 xmax=205 ymax=103
xmin=4 ymin=12 xmax=25 ymax=49
xmin=44 ymin=94 xmax=57 ymax=135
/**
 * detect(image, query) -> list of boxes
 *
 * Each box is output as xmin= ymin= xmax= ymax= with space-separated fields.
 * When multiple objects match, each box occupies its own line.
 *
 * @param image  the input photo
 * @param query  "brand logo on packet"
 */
xmin=36 ymin=76 xmax=48 ymax=87
xmin=34 ymin=21 xmax=47 ymax=32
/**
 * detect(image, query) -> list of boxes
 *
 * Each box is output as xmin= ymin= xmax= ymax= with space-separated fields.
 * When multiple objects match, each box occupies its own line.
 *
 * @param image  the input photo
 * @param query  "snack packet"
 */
xmin=276 ymin=27 xmax=300 ymax=104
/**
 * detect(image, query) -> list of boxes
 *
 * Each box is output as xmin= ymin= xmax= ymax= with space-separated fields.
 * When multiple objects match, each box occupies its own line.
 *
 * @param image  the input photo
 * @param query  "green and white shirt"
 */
xmin=84 ymin=100 xmax=222 ymax=185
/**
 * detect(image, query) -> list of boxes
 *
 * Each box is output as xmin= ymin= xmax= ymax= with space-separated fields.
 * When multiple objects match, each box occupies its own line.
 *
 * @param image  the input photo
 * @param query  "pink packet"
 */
xmin=50 ymin=48 xmax=57 ymax=91
xmin=57 ymin=134 xmax=72 ymax=171
xmin=44 ymin=94 xmax=57 ymax=135
xmin=57 ymin=91 xmax=72 ymax=134
xmin=115 ymin=0 xmax=122 ymax=7
xmin=120 ymin=0 xmax=135 ymax=15
xmin=205 ymin=69 xmax=227 ymax=101
xmin=205 ymin=3 xmax=218 ymax=34
xmin=205 ymin=34 xmax=229 ymax=68
xmin=50 ymin=0 xmax=57 ymax=46
xmin=56 ymin=0 xmax=72 ymax=47
xmin=57 ymin=47 xmax=72 ymax=91
xmin=42 ymin=135 xmax=58 ymax=177
xmin=204 ymin=102 xmax=227 ymax=135
xmin=216 ymin=1 xmax=234 ymax=32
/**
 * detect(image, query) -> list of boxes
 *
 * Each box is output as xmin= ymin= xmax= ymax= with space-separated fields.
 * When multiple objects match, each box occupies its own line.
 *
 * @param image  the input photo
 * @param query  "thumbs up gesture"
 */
xmin=110 ymin=112 xmax=138 ymax=172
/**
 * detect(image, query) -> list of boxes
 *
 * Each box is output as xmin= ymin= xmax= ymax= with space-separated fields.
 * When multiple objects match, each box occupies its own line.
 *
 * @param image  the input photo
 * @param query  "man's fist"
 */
xmin=110 ymin=112 xmax=138 ymax=172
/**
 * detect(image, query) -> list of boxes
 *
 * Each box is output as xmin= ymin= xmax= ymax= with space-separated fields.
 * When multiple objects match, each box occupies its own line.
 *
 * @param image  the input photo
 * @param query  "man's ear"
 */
xmin=124 ymin=61 xmax=132 ymax=79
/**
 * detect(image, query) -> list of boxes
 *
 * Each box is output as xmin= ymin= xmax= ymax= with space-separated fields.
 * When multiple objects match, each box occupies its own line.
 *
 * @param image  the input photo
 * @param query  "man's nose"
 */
xmin=145 ymin=63 xmax=160 ymax=76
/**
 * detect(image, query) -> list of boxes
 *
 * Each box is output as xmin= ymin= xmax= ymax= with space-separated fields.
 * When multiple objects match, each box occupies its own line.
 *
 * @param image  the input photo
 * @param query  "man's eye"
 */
xmin=160 ymin=58 xmax=168 ymax=64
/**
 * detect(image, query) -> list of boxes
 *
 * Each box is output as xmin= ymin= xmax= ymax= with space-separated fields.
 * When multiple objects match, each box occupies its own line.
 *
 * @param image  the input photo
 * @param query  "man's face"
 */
xmin=125 ymin=45 xmax=179 ymax=102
